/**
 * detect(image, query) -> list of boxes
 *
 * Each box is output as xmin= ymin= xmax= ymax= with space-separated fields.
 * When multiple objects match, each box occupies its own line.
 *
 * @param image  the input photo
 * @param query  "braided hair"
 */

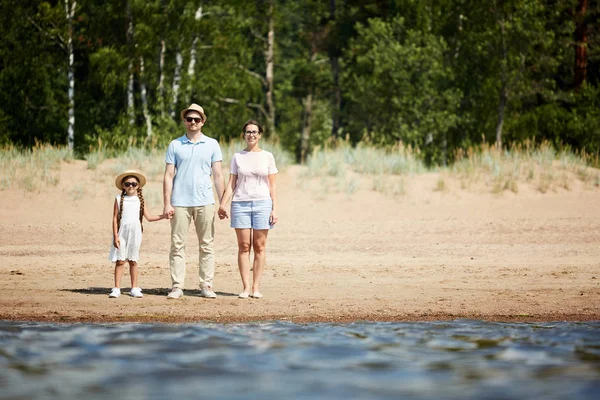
xmin=116 ymin=176 xmax=145 ymax=232
xmin=137 ymin=186 xmax=145 ymax=233
xmin=117 ymin=189 xmax=126 ymax=232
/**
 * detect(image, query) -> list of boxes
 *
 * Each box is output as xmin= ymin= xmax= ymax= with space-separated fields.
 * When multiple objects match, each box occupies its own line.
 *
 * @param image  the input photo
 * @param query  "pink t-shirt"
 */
xmin=230 ymin=150 xmax=278 ymax=201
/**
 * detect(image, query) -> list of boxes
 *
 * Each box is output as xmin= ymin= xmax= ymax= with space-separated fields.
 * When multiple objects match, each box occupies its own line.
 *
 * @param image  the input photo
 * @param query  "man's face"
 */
xmin=185 ymin=112 xmax=204 ymax=133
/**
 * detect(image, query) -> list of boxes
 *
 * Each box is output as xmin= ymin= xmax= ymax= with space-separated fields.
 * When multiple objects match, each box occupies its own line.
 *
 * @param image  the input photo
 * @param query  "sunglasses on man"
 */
xmin=186 ymin=117 xmax=203 ymax=123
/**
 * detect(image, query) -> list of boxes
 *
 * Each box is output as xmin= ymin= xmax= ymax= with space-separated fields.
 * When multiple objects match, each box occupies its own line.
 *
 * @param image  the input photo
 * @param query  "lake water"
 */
xmin=1 ymin=320 xmax=599 ymax=399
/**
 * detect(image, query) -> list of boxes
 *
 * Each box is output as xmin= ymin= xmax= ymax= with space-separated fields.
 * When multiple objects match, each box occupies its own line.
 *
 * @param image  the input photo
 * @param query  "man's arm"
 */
xmin=212 ymin=161 xmax=225 ymax=204
xmin=163 ymin=163 xmax=175 ymax=218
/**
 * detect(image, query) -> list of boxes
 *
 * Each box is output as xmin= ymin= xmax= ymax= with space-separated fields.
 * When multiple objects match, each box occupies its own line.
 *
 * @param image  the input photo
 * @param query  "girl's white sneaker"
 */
xmin=109 ymin=288 xmax=121 ymax=298
xmin=130 ymin=287 xmax=143 ymax=298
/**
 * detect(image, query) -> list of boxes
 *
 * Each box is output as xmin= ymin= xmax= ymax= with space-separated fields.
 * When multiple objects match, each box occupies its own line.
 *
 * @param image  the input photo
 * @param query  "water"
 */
xmin=1 ymin=320 xmax=599 ymax=400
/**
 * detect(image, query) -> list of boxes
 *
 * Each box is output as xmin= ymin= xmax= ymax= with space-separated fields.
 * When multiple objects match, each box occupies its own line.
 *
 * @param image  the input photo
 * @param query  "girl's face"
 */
xmin=244 ymin=124 xmax=261 ymax=145
xmin=122 ymin=177 xmax=139 ymax=195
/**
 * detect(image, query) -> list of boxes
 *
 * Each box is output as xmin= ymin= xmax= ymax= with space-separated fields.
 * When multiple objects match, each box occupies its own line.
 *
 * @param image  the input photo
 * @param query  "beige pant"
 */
xmin=169 ymin=205 xmax=215 ymax=289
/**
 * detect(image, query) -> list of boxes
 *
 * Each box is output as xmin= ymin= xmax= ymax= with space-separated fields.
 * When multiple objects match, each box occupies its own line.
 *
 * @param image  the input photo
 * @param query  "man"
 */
xmin=163 ymin=103 xmax=225 ymax=299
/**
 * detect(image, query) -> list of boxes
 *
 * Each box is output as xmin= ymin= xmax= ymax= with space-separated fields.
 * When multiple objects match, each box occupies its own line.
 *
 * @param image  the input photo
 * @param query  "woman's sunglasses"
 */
xmin=186 ymin=117 xmax=202 ymax=123
xmin=123 ymin=182 xmax=138 ymax=188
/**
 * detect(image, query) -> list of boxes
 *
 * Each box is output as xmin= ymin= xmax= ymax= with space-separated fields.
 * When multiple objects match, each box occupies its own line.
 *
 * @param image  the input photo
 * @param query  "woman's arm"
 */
xmin=268 ymin=174 xmax=278 ymax=225
xmin=218 ymin=174 xmax=237 ymax=219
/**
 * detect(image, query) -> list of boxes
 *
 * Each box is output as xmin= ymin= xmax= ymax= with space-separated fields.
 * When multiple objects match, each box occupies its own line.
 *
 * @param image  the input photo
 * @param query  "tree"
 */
xmin=457 ymin=0 xmax=557 ymax=147
xmin=343 ymin=17 xmax=462 ymax=163
xmin=574 ymin=0 xmax=588 ymax=90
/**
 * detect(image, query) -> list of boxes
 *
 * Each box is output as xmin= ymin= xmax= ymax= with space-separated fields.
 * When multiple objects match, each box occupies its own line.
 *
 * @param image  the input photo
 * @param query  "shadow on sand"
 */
xmin=61 ymin=287 xmax=238 ymax=297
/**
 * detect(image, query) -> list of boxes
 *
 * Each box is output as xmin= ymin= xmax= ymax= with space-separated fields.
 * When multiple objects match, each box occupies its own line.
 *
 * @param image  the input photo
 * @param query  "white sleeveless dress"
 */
xmin=108 ymin=194 xmax=143 ymax=262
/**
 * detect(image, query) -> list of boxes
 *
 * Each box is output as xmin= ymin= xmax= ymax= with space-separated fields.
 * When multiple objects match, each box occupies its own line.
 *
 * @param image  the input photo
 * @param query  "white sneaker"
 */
xmin=200 ymin=286 xmax=217 ymax=298
xmin=130 ymin=287 xmax=143 ymax=298
xmin=109 ymin=288 xmax=121 ymax=298
xmin=167 ymin=288 xmax=183 ymax=299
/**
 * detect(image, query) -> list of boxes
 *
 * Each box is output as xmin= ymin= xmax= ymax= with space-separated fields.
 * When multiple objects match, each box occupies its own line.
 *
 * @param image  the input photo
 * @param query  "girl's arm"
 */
xmin=112 ymin=199 xmax=120 ymax=248
xmin=268 ymin=174 xmax=278 ymax=225
xmin=218 ymin=174 xmax=237 ymax=219
xmin=144 ymin=207 xmax=166 ymax=222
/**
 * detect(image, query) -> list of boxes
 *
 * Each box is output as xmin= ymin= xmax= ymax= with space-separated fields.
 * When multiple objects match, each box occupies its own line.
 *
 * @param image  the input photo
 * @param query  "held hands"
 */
xmin=163 ymin=204 xmax=175 ymax=220
xmin=217 ymin=204 xmax=228 ymax=220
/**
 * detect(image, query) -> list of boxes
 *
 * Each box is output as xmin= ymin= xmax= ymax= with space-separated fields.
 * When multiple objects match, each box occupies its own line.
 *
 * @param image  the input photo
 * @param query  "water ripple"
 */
xmin=0 ymin=320 xmax=598 ymax=399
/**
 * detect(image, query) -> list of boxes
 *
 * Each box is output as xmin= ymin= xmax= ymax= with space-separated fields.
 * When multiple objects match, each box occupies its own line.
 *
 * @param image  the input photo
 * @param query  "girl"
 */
xmin=218 ymin=120 xmax=278 ymax=299
xmin=109 ymin=170 xmax=165 ymax=298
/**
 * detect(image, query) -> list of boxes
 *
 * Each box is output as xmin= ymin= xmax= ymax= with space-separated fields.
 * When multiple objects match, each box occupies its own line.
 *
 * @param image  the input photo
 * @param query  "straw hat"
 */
xmin=115 ymin=170 xmax=146 ymax=190
xmin=180 ymin=103 xmax=207 ymax=122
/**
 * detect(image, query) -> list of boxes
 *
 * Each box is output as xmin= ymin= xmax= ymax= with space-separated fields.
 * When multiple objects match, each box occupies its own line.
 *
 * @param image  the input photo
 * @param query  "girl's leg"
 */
xmin=235 ymin=228 xmax=252 ymax=294
xmin=129 ymin=261 xmax=139 ymax=288
xmin=251 ymin=229 xmax=269 ymax=294
xmin=114 ymin=261 xmax=125 ymax=288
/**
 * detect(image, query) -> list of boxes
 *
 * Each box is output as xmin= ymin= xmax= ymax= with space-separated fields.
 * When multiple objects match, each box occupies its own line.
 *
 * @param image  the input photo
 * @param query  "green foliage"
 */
xmin=0 ymin=0 xmax=598 ymax=169
xmin=342 ymin=17 xmax=462 ymax=164
xmin=507 ymin=84 xmax=600 ymax=156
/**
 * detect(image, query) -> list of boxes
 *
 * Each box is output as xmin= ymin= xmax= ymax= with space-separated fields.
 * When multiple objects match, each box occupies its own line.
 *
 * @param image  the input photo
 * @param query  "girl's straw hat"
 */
xmin=115 ymin=170 xmax=147 ymax=190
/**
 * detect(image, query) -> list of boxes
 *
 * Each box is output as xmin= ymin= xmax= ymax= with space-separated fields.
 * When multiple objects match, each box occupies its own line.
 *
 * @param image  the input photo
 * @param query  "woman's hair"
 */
xmin=242 ymin=119 xmax=263 ymax=134
xmin=117 ymin=176 xmax=145 ymax=233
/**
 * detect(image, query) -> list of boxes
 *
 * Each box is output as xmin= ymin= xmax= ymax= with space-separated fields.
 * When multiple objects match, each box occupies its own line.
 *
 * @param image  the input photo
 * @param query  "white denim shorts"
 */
xmin=230 ymin=199 xmax=273 ymax=230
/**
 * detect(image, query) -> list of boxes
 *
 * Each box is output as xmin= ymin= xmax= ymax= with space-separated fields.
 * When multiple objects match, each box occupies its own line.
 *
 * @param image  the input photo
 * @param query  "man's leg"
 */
xmin=194 ymin=204 xmax=215 ymax=292
xmin=170 ymin=207 xmax=192 ymax=289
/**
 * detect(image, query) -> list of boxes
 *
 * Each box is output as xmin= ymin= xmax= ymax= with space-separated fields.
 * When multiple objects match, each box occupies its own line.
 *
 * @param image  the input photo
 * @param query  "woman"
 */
xmin=218 ymin=120 xmax=278 ymax=299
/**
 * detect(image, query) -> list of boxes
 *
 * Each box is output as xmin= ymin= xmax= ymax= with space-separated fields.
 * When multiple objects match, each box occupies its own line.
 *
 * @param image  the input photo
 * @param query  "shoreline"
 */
xmin=2 ymin=312 xmax=598 ymax=324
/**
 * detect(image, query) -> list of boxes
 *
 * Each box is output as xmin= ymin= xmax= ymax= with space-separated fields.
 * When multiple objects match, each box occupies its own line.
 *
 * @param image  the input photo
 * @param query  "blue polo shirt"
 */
xmin=165 ymin=133 xmax=223 ymax=207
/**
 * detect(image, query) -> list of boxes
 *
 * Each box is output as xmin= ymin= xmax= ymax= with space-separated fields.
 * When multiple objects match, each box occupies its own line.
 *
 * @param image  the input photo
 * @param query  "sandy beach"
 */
xmin=1 ymin=159 xmax=599 ymax=323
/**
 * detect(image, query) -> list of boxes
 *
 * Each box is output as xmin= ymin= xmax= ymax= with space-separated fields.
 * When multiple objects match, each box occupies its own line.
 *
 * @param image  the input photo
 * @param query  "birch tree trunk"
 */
xmin=187 ymin=37 xmax=199 ymax=99
xmin=300 ymin=92 xmax=313 ymax=163
xmin=126 ymin=1 xmax=135 ymax=126
xmin=495 ymin=18 xmax=508 ymax=148
xmin=158 ymin=40 xmax=166 ymax=116
xmin=139 ymin=56 xmax=152 ymax=139
xmin=300 ymin=51 xmax=317 ymax=163
xmin=265 ymin=0 xmax=276 ymax=139
xmin=64 ymin=0 xmax=76 ymax=150
xmin=171 ymin=50 xmax=183 ymax=118
xmin=329 ymin=0 xmax=341 ymax=139
xmin=185 ymin=7 xmax=203 ymax=101
xmin=128 ymin=65 xmax=135 ymax=126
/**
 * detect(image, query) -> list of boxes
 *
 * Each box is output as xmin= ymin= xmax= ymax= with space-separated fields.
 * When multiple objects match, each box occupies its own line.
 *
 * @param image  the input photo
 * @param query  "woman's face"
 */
xmin=244 ymin=124 xmax=261 ymax=145
xmin=122 ymin=177 xmax=139 ymax=195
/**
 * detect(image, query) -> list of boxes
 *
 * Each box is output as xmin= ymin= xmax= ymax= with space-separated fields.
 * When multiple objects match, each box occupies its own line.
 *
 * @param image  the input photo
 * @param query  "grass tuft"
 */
xmin=0 ymin=143 xmax=72 ymax=191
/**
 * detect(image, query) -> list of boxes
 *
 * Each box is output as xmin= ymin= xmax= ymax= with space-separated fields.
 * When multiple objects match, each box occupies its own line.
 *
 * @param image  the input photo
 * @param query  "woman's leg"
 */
xmin=129 ymin=261 xmax=139 ymax=288
xmin=114 ymin=260 xmax=125 ymax=288
xmin=251 ymin=229 xmax=269 ymax=294
xmin=235 ymin=228 xmax=252 ymax=294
